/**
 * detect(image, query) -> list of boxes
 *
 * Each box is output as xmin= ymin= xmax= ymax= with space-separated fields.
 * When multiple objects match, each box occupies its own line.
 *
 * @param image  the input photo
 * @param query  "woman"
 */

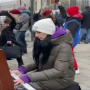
xmin=56 ymin=1 xmax=83 ymax=74
xmin=0 ymin=10 xmax=23 ymax=47
xmin=11 ymin=18 xmax=75 ymax=90
xmin=42 ymin=9 xmax=64 ymax=27
xmin=0 ymin=17 xmax=12 ymax=46
xmin=0 ymin=10 xmax=24 ymax=67
xmin=34 ymin=8 xmax=44 ymax=22
xmin=0 ymin=10 xmax=16 ymax=32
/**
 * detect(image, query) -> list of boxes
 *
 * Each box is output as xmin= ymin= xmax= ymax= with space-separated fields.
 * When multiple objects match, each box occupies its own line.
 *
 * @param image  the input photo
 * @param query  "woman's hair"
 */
xmin=4 ymin=17 xmax=11 ymax=24
xmin=33 ymin=35 xmax=52 ymax=65
xmin=41 ymin=14 xmax=53 ymax=19
xmin=10 ymin=14 xmax=20 ymax=22
xmin=39 ymin=8 xmax=44 ymax=13
xmin=41 ymin=14 xmax=56 ymax=24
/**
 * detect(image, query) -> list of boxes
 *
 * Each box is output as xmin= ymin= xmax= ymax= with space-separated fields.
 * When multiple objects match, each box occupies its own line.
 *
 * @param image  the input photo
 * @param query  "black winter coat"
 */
xmin=81 ymin=10 xmax=90 ymax=29
xmin=0 ymin=11 xmax=16 ymax=32
xmin=58 ymin=5 xmax=82 ymax=38
xmin=0 ymin=26 xmax=11 ymax=46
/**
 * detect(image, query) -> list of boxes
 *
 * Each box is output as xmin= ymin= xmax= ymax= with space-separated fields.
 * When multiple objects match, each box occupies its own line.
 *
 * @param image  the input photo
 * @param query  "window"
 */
xmin=24 ymin=3 xmax=26 ymax=7
xmin=14 ymin=4 xmax=15 ymax=9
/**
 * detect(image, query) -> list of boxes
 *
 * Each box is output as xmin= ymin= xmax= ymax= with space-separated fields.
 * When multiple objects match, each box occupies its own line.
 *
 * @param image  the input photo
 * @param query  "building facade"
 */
xmin=0 ymin=0 xmax=30 ymax=11
xmin=0 ymin=0 xmax=90 ymax=12
xmin=0 ymin=0 xmax=51 ymax=12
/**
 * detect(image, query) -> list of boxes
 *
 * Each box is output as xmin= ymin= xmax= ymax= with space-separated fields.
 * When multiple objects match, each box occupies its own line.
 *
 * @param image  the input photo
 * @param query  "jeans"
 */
xmin=78 ymin=28 xmax=90 ymax=43
xmin=16 ymin=31 xmax=27 ymax=49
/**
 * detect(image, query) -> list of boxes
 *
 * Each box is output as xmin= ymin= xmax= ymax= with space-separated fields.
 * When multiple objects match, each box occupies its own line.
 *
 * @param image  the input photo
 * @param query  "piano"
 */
xmin=0 ymin=49 xmax=43 ymax=90
xmin=11 ymin=72 xmax=35 ymax=90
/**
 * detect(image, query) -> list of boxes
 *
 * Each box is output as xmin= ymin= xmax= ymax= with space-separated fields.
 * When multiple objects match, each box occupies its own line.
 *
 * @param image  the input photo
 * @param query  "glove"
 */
xmin=20 ymin=74 xmax=31 ymax=83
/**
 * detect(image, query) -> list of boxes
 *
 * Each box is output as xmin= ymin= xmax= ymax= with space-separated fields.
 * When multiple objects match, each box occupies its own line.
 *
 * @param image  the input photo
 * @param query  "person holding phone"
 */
xmin=56 ymin=1 xmax=83 ymax=74
xmin=41 ymin=9 xmax=64 ymax=27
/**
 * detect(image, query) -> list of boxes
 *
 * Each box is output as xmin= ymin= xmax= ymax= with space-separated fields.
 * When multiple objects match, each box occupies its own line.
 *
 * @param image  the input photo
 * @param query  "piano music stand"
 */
xmin=0 ymin=50 xmax=15 ymax=90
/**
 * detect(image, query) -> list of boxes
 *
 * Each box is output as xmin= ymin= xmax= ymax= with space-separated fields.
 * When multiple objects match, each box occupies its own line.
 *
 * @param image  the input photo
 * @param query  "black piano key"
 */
xmin=15 ymin=84 xmax=28 ymax=90
xmin=11 ymin=76 xmax=28 ymax=90
xmin=29 ymin=83 xmax=44 ymax=90
xmin=12 ymin=76 xmax=15 ymax=80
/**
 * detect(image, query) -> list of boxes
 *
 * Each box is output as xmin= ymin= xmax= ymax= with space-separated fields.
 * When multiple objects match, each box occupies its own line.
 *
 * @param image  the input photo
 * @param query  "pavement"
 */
xmin=7 ymin=36 xmax=90 ymax=90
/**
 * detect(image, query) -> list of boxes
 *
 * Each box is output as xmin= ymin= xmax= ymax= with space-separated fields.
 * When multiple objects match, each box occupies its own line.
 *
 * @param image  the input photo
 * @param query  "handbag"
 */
xmin=0 ymin=44 xmax=22 ymax=59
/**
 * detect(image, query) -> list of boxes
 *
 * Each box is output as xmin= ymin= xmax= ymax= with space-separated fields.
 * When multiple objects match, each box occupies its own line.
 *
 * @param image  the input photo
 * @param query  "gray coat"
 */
xmin=15 ymin=10 xmax=30 ymax=31
xmin=24 ymin=31 xmax=75 ymax=90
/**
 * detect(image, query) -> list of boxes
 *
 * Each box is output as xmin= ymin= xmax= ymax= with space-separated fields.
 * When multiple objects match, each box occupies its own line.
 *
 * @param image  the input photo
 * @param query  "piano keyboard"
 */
xmin=11 ymin=73 xmax=36 ymax=90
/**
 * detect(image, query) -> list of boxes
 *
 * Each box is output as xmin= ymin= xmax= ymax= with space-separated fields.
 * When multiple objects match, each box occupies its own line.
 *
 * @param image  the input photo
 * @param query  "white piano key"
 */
xmin=10 ymin=71 xmax=36 ymax=90
xmin=23 ymin=83 xmax=36 ymax=90
xmin=11 ymin=73 xmax=19 ymax=79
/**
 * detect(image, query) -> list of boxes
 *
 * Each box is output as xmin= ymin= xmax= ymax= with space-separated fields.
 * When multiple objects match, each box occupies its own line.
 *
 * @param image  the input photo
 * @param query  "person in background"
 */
xmin=9 ymin=9 xmax=20 ymax=23
xmin=0 ymin=17 xmax=12 ymax=46
xmin=9 ymin=9 xmax=24 ymax=47
xmin=42 ymin=9 xmax=64 ymax=27
xmin=0 ymin=9 xmax=24 ymax=48
xmin=34 ymin=8 xmax=44 ymax=22
xmin=79 ymin=6 xmax=90 ymax=44
xmin=0 ymin=10 xmax=16 ymax=33
xmin=56 ymin=1 xmax=83 ymax=74
xmin=11 ymin=18 xmax=75 ymax=90
xmin=0 ymin=17 xmax=24 ymax=67
xmin=15 ymin=6 xmax=30 ymax=54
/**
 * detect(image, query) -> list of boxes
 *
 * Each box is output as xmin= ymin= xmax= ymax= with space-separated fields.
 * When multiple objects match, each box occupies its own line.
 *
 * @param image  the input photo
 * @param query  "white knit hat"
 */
xmin=32 ymin=18 xmax=55 ymax=35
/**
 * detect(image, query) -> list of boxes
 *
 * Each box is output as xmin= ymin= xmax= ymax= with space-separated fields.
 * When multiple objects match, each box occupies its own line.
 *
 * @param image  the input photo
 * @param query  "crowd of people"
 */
xmin=0 ymin=0 xmax=89 ymax=90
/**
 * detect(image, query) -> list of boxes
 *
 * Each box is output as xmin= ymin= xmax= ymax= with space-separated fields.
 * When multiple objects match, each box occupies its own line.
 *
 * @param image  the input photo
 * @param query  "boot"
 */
xmin=16 ymin=57 xmax=24 ymax=68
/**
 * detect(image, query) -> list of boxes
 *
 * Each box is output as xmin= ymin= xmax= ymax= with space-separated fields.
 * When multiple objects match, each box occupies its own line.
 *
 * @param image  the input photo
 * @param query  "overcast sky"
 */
xmin=0 ymin=0 xmax=13 ymax=2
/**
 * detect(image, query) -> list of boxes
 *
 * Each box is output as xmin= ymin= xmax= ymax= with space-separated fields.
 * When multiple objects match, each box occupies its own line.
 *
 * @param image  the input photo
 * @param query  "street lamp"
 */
xmin=30 ymin=0 xmax=34 ymax=41
xmin=20 ymin=0 xmax=21 ymax=5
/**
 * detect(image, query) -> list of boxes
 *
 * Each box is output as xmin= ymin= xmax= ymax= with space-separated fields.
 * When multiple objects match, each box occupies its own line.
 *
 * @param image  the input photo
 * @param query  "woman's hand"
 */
xmin=56 ymin=1 xmax=61 ymax=6
xmin=13 ymin=29 xmax=17 ymax=34
xmin=7 ymin=41 xmax=12 ymax=44
xmin=10 ymin=70 xmax=20 ymax=74
xmin=18 ymin=73 xmax=24 ymax=77
xmin=14 ymin=79 xmax=24 ymax=85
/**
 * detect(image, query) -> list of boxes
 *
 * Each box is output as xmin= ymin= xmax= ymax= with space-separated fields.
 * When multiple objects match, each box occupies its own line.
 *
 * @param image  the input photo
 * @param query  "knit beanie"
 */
xmin=43 ymin=9 xmax=52 ymax=16
xmin=32 ymin=18 xmax=55 ymax=35
xmin=67 ymin=6 xmax=82 ymax=18
xmin=18 ymin=6 xmax=25 ymax=10
xmin=9 ymin=9 xmax=21 ymax=14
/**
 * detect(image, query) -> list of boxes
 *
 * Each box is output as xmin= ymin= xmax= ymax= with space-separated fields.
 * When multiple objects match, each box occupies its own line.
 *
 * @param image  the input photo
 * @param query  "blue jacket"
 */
xmin=64 ymin=19 xmax=81 ymax=47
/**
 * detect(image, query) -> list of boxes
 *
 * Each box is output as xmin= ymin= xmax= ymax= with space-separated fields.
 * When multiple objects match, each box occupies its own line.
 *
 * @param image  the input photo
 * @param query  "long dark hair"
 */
xmin=33 ymin=35 xmax=52 ymax=65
